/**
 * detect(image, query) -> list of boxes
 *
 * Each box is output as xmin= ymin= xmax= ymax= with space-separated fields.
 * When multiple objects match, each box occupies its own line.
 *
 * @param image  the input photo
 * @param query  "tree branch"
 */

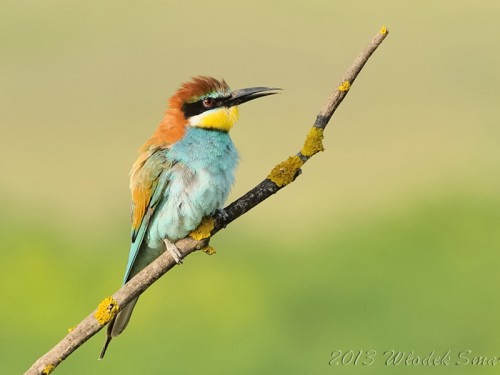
xmin=25 ymin=26 xmax=389 ymax=375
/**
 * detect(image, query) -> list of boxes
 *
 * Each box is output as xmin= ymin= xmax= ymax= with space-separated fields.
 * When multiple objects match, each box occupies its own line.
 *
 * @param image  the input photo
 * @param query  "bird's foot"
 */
xmin=164 ymin=240 xmax=183 ymax=265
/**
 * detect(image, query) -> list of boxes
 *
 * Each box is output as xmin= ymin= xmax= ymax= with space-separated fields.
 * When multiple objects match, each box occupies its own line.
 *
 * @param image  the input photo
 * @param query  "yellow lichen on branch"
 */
xmin=268 ymin=155 xmax=304 ymax=187
xmin=94 ymin=297 xmax=119 ymax=325
xmin=301 ymin=127 xmax=325 ymax=157
xmin=190 ymin=217 xmax=215 ymax=240
xmin=380 ymin=25 xmax=387 ymax=35
xmin=42 ymin=365 xmax=55 ymax=375
xmin=338 ymin=81 xmax=351 ymax=92
xmin=202 ymin=246 xmax=216 ymax=255
xmin=190 ymin=218 xmax=216 ymax=255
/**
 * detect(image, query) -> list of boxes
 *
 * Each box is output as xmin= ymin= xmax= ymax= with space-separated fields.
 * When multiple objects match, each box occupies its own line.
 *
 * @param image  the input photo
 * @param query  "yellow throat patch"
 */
xmin=192 ymin=106 xmax=239 ymax=132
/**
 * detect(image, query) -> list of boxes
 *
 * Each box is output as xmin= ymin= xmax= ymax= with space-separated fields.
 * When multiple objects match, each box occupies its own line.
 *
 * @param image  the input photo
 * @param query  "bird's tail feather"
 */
xmin=99 ymin=297 xmax=139 ymax=359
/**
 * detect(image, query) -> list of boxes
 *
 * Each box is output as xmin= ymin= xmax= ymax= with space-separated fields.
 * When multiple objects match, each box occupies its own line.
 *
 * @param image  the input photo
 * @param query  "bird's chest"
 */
xmin=149 ymin=129 xmax=238 ymax=242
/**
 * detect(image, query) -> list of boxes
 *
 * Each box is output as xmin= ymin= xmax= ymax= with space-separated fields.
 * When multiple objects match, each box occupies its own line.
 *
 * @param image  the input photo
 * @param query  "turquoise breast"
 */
xmin=147 ymin=127 xmax=239 ymax=247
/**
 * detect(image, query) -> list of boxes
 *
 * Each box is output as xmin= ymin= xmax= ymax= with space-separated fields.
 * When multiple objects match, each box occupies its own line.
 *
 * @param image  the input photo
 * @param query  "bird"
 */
xmin=99 ymin=76 xmax=279 ymax=358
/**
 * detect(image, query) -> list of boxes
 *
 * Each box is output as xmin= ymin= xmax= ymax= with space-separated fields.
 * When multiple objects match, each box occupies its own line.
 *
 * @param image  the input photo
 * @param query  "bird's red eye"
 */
xmin=202 ymin=98 xmax=215 ymax=108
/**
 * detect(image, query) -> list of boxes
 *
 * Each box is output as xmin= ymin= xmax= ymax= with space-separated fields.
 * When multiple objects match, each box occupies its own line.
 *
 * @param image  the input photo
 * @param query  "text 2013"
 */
xmin=328 ymin=350 xmax=376 ymax=366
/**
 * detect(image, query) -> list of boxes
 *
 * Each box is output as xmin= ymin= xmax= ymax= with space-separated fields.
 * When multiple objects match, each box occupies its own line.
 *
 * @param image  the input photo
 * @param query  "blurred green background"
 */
xmin=2 ymin=0 xmax=500 ymax=374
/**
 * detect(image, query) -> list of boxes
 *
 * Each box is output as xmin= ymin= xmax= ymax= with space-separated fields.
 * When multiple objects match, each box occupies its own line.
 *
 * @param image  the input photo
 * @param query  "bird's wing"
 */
xmin=123 ymin=149 xmax=171 ymax=283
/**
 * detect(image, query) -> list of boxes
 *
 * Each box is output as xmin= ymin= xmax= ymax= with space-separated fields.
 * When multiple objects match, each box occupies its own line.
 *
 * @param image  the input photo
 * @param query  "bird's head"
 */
xmin=169 ymin=76 xmax=280 ymax=132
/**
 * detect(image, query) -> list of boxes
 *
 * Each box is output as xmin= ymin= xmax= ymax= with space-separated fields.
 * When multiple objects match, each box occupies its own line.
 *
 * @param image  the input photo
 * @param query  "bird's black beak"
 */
xmin=225 ymin=87 xmax=281 ymax=107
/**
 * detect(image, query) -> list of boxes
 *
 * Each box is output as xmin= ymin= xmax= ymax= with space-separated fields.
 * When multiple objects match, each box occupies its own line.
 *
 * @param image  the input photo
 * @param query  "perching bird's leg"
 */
xmin=164 ymin=239 xmax=183 ymax=264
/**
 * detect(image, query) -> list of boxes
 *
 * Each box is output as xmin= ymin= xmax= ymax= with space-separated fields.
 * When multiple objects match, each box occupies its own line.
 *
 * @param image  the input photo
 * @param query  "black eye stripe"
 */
xmin=181 ymin=101 xmax=205 ymax=117
xmin=181 ymin=97 xmax=228 ymax=118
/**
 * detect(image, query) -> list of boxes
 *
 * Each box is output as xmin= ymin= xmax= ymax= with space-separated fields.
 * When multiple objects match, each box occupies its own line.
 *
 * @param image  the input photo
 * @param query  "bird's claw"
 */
xmin=165 ymin=240 xmax=183 ymax=265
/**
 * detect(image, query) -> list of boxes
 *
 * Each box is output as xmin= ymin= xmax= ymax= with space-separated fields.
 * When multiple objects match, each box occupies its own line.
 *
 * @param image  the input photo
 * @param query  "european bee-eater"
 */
xmin=100 ymin=76 xmax=279 ymax=358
